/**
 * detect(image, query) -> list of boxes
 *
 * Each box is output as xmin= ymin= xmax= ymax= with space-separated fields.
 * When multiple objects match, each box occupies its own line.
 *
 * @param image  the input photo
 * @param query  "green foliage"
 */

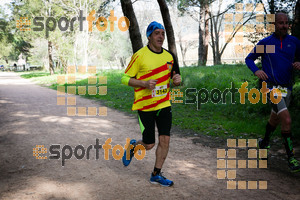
xmin=1 ymin=0 xmax=129 ymax=71
xmin=0 ymin=1 xmax=36 ymax=61
xmin=98 ymin=29 xmax=132 ymax=65
xmin=21 ymin=65 xmax=300 ymax=140
xmin=20 ymin=72 xmax=50 ymax=78
xmin=0 ymin=6 xmax=14 ymax=62
xmin=10 ymin=35 xmax=32 ymax=60
xmin=267 ymin=0 xmax=296 ymax=14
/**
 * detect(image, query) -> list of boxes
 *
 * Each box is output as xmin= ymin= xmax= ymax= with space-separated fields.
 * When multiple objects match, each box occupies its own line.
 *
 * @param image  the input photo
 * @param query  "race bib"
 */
xmin=152 ymin=85 xmax=168 ymax=97
xmin=272 ymin=86 xmax=287 ymax=97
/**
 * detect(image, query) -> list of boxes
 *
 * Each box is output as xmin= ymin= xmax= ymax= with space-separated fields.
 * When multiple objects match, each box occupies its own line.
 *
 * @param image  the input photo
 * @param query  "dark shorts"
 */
xmin=137 ymin=106 xmax=172 ymax=144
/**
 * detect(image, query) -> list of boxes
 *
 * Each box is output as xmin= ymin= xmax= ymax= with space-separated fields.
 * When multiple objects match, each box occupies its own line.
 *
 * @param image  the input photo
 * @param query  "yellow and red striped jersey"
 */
xmin=125 ymin=45 xmax=180 ymax=111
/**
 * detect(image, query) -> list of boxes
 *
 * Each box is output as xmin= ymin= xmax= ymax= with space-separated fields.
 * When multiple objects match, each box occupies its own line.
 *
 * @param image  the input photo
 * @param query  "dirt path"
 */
xmin=0 ymin=72 xmax=299 ymax=200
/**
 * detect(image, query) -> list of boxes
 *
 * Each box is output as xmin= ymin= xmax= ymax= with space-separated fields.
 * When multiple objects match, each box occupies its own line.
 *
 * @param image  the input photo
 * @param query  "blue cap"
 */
xmin=146 ymin=21 xmax=165 ymax=38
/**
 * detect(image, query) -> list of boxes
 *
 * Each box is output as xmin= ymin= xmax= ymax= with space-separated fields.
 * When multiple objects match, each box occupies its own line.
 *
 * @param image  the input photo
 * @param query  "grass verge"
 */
xmin=19 ymin=65 xmax=300 ymax=140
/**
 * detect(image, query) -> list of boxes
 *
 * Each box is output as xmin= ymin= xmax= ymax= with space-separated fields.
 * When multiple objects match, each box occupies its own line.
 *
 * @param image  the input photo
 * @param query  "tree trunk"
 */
xmin=215 ymin=52 xmax=221 ymax=65
xmin=84 ymin=7 xmax=89 ymax=69
xmin=209 ymin=13 xmax=216 ymax=65
xmin=120 ymin=57 xmax=126 ymax=68
xmin=157 ymin=0 xmax=178 ymax=59
xmin=209 ymin=10 xmax=222 ymax=66
xmin=48 ymin=40 xmax=54 ymax=75
xmin=198 ymin=7 xmax=204 ymax=66
xmin=178 ymin=31 xmax=186 ymax=66
xmin=292 ymin=0 xmax=300 ymax=40
xmin=213 ymin=16 xmax=221 ymax=65
xmin=204 ymin=3 xmax=209 ymax=65
xmin=198 ymin=2 xmax=209 ymax=66
xmin=60 ymin=56 xmax=68 ymax=74
xmin=120 ymin=0 xmax=143 ymax=53
xmin=181 ymin=45 xmax=187 ymax=66
xmin=269 ymin=0 xmax=275 ymax=14
xmin=209 ymin=12 xmax=222 ymax=65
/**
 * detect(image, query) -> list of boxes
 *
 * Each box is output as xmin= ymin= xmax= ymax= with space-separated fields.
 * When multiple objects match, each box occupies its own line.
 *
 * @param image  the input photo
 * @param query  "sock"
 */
xmin=281 ymin=131 xmax=294 ymax=159
xmin=152 ymin=167 xmax=161 ymax=176
xmin=262 ymin=122 xmax=276 ymax=147
xmin=131 ymin=143 xmax=136 ymax=154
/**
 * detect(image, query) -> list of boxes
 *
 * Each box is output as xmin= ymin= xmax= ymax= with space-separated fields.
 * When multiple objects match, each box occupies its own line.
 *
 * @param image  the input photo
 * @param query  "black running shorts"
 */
xmin=137 ymin=106 xmax=172 ymax=144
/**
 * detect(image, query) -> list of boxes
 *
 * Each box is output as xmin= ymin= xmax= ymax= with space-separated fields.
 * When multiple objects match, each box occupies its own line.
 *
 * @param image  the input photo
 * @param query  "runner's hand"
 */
xmin=292 ymin=62 xmax=300 ymax=70
xmin=254 ymin=70 xmax=268 ymax=80
xmin=172 ymin=71 xmax=181 ymax=86
xmin=145 ymin=79 xmax=157 ymax=90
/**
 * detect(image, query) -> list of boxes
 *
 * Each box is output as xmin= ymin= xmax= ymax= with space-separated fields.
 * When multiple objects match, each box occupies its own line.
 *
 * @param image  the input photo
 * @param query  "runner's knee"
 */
xmin=282 ymin=117 xmax=291 ymax=127
xmin=269 ymin=118 xmax=279 ymax=127
xmin=159 ymin=136 xmax=170 ymax=148
xmin=269 ymin=113 xmax=279 ymax=125
xmin=279 ymin=116 xmax=291 ymax=132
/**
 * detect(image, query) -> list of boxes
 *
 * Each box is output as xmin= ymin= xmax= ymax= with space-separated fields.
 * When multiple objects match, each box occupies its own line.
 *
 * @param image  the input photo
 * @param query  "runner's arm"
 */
xmin=121 ymin=74 xmax=157 ymax=90
xmin=129 ymin=78 xmax=157 ymax=90
xmin=245 ymin=41 xmax=268 ymax=80
xmin=169 ymin=52 xmax=181 ymax=86
xmin=245 ymin=47 xmax=261 ymax=74
xmin=246 ymin=51 xmax=268 ymax=80
xmin=170 ymin=52 xmax=180 ymax=77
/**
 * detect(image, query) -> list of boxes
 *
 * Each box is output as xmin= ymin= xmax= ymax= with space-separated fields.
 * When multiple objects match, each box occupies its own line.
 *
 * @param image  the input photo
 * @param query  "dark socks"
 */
xmin=132 ymin=142 xmax=137 ymax=151
xmin=152 ymin=167 xmax=161 ymax=176
xmin=129 ymin=143 xmax=136 ymax=157
xmin=261 ymin=122 xmax=276 ymax=147
xmin=281 ymin=131 xmax=294 ymax=159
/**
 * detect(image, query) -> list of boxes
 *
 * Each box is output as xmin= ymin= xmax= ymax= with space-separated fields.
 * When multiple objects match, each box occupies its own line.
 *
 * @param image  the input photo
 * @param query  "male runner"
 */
xmin=245 ymin=12 xmax=300 ymax=172
xmin=121 ymin=21 xmax=181 ymax=186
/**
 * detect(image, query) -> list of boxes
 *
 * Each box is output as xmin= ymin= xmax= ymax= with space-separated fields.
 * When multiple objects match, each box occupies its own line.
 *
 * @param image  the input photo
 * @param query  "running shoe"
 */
xmin=122 ymin=139 xmax=136 ymax=166
xmin=258 ymin=138 xmax=270 ymax=160
xmin=258 ymin=138 xmax=270 ymax=149
xmin=150 ymin=172 xmax=174 ymax=187
xmin=288 ymin=157 xmax=300 ymax=173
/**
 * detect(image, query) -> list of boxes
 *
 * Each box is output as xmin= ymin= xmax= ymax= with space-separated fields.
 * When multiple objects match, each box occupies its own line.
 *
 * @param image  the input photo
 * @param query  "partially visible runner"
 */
xmin=245 ymin=12 xmax=300 ymax=172
xmin=121 ymin=21 xmax=181 ymax=186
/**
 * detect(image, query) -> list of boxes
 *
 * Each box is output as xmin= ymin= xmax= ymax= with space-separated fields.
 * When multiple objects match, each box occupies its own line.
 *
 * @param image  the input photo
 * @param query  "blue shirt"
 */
xmin=245 ymin=33 xmax=300 ymax=90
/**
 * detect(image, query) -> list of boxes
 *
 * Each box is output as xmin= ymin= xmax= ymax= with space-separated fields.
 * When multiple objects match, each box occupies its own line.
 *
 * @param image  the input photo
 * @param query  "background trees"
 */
xmin=177 ymin=0 xmax=210 ymax=66
xmin=120 ymin=0 xmax=143 ymax=53
xmin=292 ymin=0 xmax=300 ymax=39
xmin=0 ymin=0 xmax=299 ymax=71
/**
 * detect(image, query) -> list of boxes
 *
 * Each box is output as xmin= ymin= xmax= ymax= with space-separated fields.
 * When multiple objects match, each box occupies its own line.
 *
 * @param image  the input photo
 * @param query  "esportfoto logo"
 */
xmin=178 ymin=81 xmax=283 ymax=110
xmin=17 ymin=10 xmax=130 ymax=37
xmin=33 ymin=138 xmax=145 ymax=166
